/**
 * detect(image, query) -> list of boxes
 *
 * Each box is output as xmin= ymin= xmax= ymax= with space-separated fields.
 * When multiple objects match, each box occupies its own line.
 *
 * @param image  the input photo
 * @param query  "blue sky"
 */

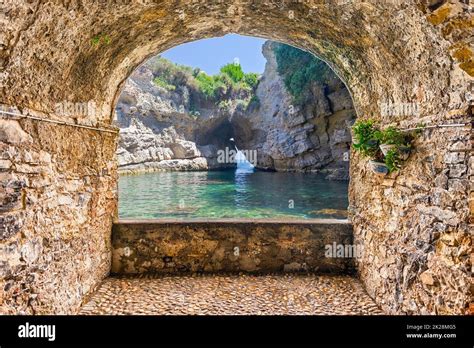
xmin=161 ymin=34 xmax=267 ymax=75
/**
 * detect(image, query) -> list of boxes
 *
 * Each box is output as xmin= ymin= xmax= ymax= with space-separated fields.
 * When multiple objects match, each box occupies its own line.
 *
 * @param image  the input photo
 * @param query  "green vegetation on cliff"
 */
xmin=147 ymin=56 xmax=260 ymax=109
xmin=146 ymin=43 xmax=334 ymax=111
xmin=153 ymin=76 xmax=176 ymax=91
xmin=273 ymin=43 xmax=332 ymax=104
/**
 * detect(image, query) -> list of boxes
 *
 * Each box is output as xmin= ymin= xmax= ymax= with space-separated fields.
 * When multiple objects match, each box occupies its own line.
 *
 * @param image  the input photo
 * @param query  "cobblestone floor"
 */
xmin=79 ymin=274 xmax=383 ymax=315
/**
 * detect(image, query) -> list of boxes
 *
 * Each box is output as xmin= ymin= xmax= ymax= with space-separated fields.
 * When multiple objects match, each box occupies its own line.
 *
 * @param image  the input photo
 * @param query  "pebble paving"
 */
xmin=79 ymin=274 xmax=383 ymax=315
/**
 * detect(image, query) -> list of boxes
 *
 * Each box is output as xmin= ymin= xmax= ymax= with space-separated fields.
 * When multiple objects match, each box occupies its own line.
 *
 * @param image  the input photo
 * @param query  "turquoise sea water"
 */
xmin=118 ymin=170 xmax=349 ymax=220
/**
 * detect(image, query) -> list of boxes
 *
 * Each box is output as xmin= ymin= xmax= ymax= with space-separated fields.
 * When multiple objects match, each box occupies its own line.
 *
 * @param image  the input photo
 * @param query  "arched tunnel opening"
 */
xmin=114 ymin=36 xmax=356 ymax=224
xmin=0 ymin=1 xmax=471 ymax=320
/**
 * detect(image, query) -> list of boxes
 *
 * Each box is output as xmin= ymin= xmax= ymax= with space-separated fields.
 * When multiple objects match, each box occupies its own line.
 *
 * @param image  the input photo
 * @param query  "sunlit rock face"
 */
xmin=114 ymin=64 xmax=233 ymax=173
xmin=115 ymin=41 xmax=355 ymax=178
xmin=0 ymin=1 xmax=472 ymax=314
xmin=234 ymin=41 xmax=356 ymax=179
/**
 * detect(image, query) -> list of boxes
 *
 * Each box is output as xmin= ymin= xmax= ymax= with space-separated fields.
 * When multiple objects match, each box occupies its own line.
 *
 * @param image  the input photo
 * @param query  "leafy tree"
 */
xmin=220 ymin=63 xmax=245 ymax=83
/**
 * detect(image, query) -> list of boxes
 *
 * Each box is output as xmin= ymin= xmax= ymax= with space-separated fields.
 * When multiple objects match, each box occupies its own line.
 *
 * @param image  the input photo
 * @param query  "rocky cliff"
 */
xmin=116 ymin=41 xmax=356 ymax=179
xmin=115 ymin=64 xmax=235 ymax=173
xmin=233 ymin=41 xmax=356 ymax=179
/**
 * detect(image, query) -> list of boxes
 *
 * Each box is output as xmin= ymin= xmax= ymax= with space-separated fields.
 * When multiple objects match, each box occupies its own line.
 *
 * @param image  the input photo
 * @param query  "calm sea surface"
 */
xmin=118 ymin=170 xmax=349 ymax=220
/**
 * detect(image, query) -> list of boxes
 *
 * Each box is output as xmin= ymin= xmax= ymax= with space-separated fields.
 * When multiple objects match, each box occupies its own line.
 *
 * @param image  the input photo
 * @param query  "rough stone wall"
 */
xmin=112 ymin=220 xmax=354 ymax=275
xmin=351 ymin=120 xmax=472 ymax=315
xmin=0 ymin=0 xmax=472 ymax=314
xmin=348 ymin=1 xmax=473 ymax=315
xmin=0 ymin=115 xmax=117 ymax=314
xmin=4 ymin=1 xmax=469 ymax=124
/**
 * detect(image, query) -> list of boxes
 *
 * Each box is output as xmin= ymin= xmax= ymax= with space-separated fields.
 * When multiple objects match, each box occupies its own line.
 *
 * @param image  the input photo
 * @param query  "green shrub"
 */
xmin=352 ymin=119 xmax=380 ymax=158
xmin=145 ymin=56 xmax=260 ymax=106
xmin=384 ymin=149 xmax=401 ymax=173
xmin=374 ymin=126 xmax=406 ymax=146
xmin=220 ymin=63 xmax=245 ymax=83
xmin=214 ymin=73 xmax=232 ymax=90
xmin=352 ymin=120 xmax=417 ymax=174
xmin=153 ymin=76 xmax=176 ymax=91
xmin=273 ymin=43 xmax=331 ymax=104
xmin=243 ymin=73 xmax=260 ymax=89
xmin=195 ymin=72 xmax=218 ymax=99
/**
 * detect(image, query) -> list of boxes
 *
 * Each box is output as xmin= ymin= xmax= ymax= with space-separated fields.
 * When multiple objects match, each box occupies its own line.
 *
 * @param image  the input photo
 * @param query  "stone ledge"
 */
xmin=112 ymin=220 xmax=354 ymax=275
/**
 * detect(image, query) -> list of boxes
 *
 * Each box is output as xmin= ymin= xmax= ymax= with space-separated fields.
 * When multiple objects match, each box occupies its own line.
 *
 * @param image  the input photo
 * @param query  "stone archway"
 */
xmin=0 ymin=1 xmax=471 ymax=314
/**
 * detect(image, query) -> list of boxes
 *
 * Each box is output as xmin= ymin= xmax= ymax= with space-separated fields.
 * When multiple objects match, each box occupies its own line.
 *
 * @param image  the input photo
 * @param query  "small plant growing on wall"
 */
xmin=91 ymin=34 xmax=111 ymax=47
xmin=384 ymin=148 xmax=402 ymax=173
xmin=351 ymin=119 xmax=379 ymax=157
xmin=352 ymin=120 xmax=417 ymax=175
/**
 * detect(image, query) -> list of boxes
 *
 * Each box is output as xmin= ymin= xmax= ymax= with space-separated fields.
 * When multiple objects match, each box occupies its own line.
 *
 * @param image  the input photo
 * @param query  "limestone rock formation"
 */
xmin=233 ymin=41 xmax=356 ymax=179
xmin=115 ymin=64 xmax=231 ymax=174
xmin=116 ymin=41 xmax=356 ymax=179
